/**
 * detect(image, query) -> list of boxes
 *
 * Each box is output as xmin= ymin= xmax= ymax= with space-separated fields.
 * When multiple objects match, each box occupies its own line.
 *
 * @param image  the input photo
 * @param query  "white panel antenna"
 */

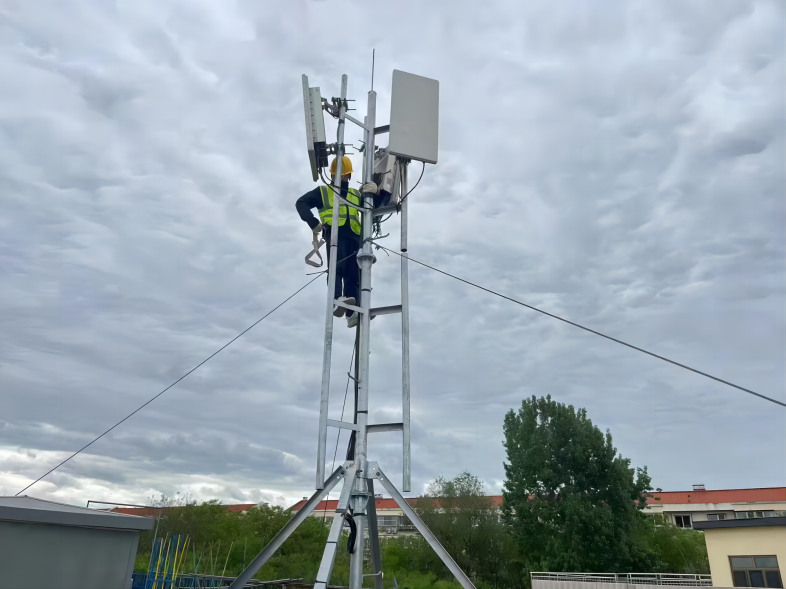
xmin=388 ymin=70 xmax=439 ymax=164
xmin=302 ymin=75 xmax=328 ymax=181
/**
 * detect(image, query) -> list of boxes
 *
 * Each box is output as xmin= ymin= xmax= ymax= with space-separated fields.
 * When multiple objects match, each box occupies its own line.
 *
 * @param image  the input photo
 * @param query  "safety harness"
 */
xmin=305 ymin=186 xmax=362 ymax=267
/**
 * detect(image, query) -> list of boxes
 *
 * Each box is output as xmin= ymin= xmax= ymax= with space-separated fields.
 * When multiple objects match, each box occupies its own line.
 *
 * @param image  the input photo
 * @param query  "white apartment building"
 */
xmin=644 ymin=485 xmax=786 ymax=529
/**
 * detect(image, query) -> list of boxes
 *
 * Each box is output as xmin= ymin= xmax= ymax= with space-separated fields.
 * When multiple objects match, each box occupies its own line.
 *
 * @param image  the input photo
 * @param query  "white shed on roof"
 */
xmin=0 ymin=495 xmax=154 ymax=589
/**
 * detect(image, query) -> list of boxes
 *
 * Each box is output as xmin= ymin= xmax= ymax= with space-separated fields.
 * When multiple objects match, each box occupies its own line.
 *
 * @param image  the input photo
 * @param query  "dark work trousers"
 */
xmin=329 ymin=237 xmax=360 ymax=315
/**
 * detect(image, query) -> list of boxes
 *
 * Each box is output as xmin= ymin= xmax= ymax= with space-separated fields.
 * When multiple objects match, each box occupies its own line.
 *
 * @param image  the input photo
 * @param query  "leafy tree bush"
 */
xmin=638 ymin=515 xmax=710 ymax=574
xmin=133 ymin=396 xmax=708 ymax=586
xmin=135 ymin=495 xmax=348 ymax=583
xmin=502 ymin=395 xmax=658 ymax=574
xmin=414 ymin=471 xmax=523 ymax=588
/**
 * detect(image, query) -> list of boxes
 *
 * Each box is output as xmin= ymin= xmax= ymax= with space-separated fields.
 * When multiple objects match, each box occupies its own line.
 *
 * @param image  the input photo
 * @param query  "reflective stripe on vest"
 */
xmin=318 ymin=186 xmax=362 ymax=235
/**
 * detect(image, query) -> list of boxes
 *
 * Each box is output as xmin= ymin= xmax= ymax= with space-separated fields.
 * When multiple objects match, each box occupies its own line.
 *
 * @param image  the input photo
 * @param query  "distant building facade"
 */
xmin=289 ymin=495 xmax=504 ymax=536
xmin=644 ymin=485 xmax=786 ymax=529
xmin=109 ymin=484 xmax=786 ymax=540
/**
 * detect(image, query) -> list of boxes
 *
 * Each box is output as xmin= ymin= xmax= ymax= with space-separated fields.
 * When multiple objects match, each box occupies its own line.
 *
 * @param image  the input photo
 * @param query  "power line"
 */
xmin=373 ymin=244 xmax=785 ymax=409
xmin=15 ymin=274 xmax=324 ymax=496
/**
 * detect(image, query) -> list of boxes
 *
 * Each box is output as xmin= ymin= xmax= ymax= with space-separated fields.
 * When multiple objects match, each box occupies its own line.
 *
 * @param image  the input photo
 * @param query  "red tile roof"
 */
xmin=290 ymin=495 xmax=504 ymax=512
xmin=110 ymin=503 xmax=258 ymax=517
xmin=646 ymin=487 xmax=786 ymax=505
xmin=111 ymin=507 xmax=161 ymax=517
xmin=226 ymin=504 xmax=258 ymax=513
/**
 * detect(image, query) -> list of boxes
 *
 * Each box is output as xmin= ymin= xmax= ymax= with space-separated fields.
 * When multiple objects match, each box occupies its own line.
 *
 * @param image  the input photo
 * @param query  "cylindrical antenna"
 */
xmin=371 ymin=49 xmax=375 ymax=91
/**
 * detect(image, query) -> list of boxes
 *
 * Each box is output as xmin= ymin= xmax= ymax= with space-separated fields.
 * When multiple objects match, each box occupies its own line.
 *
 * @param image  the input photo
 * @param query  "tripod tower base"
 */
xmin=228 ymin=462 xmax=475 ymax=589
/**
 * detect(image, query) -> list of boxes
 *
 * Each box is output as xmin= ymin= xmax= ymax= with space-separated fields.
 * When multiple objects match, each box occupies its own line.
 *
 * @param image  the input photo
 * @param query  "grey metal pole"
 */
xmin=316 ymin=74 xmax=348 ymax=489
xmin=366 ymin=478 xmax=384 ymax=589
xmin=400 ymin=161 xmax=411 ymax=492
xmin=349 ymin=88 xmax=376 ymax=589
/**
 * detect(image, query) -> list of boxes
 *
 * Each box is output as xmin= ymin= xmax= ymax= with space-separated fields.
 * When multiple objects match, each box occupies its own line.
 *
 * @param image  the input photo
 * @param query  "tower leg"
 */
xmin=349 ymin=87 xmax=378 ymax=589
xmin=348 ymin=502 xmax=367 ymax=588
xmin=316 ymin=74 xmax=349 ymax=489
xmin=228 ymin=463 xmax=351 ymax=589
xmin=367 ymin=462 xmax=477 ymax=589
xmin=366 ymin=479 xmax=384 ymax=589
xmin=314 ymin=464 xmax=358 ymax=589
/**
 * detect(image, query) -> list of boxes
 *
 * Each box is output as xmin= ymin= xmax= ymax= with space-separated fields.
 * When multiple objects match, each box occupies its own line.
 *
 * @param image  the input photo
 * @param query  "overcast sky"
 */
xmin=1 ymin=0 xmax=784 ymax=509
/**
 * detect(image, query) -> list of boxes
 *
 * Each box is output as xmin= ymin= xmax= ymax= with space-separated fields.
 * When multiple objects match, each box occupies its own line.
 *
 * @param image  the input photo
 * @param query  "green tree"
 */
xmin=502 ymin=395 xmax=657 ymax=573
xmin=135 ymin=496 xmax=343 ymax=583
xmin=639 ymin=516 xmax=710 ymax=573
xmin=411 ymin=471 xmax=524 ymax=589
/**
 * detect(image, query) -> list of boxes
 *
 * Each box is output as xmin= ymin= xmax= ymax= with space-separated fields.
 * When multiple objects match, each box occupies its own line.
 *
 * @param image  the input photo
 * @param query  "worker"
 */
xmin=296 ymin=156 xmax=377 ymax=328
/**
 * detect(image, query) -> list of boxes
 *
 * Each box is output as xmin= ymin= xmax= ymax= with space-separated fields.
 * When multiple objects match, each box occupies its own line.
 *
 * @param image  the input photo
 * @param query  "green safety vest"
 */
xmin=318 ymin=186 xmax=362 ymax=235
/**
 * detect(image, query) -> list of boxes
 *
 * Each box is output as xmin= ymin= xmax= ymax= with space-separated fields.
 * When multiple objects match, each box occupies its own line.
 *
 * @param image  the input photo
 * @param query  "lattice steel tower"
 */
xmin=230 ymin=70 xmax=474 ymax=589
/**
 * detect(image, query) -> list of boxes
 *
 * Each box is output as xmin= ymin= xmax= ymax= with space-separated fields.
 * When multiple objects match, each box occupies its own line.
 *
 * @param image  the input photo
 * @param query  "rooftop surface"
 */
xmin=110 ymin=503 xmax=258 ymax=517
xmin=0 ymin=495 xmax=154 ymax=530
xmin=693 ymin=516 xmax=786 ymax=530
xmin=645 ymin=487 xmax=786 ymax=505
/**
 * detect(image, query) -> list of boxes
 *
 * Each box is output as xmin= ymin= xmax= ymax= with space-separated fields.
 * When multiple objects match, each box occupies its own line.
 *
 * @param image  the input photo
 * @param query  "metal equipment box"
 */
xmin=0 ymin=495 xmax=154 ymax=589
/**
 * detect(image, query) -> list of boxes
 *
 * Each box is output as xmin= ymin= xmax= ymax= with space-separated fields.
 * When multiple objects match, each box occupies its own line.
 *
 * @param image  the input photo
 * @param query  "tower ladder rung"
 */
xmin=327 ymin=419 xmax=361 ymax=432
xmin=334 ymin=300 xmax=364 ymax=315
xmin=370 ymin=304 xmax=402 ymax=318
xmin=367 ymin=423 xmax=403 ymax=433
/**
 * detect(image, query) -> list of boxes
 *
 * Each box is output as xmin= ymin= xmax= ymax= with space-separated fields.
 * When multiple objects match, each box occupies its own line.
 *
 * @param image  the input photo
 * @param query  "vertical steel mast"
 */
xmin=400 ymin=161 xmax=411 ymax=492
xmin=315 ymin=75 xmax=348 ymax=490
xmin=348 ymin=87 xmax=376 ymax=588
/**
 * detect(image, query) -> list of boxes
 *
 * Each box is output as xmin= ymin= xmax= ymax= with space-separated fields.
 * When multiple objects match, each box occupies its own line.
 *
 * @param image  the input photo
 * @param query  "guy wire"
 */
xmin=373 ymin=244 xmax=785 ymax=408
xmin=15 ymin=274 xmax=324 ymax=496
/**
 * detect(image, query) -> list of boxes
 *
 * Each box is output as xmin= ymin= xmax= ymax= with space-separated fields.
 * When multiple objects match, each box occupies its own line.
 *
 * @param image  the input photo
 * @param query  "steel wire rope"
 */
xmin=306 ymin=251 xmax=361 ymax=275
xmin=371 ymin=243 xmax=786 ymax=408
xmin=15 ymin=274 xmax=325 ymax=496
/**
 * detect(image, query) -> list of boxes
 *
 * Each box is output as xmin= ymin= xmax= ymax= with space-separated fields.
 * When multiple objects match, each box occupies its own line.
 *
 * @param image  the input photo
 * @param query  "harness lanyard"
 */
xmin=305 ymin=233 xmax=326 ymax=268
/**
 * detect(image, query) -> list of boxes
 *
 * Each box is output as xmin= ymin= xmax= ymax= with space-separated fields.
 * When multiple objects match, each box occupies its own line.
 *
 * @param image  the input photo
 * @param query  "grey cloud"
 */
xmin=0 ymin=0 xmax=783 ymax=509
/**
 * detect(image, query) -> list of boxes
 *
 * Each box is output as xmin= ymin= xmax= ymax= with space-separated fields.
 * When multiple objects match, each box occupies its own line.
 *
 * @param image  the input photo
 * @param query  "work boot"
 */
xmin=333 ymin=296 xmax=356 ymax=317
xmin=347 ymin=312 xmax=359 ymax=328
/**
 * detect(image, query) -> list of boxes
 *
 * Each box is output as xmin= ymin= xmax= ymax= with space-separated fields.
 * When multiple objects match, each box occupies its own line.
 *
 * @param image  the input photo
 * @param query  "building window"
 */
xmin=730 ymin=556 xmax=782 ymax=588
xmin=674 ymin=514 xmax=692 ymax=528
xmin=708 ymin=513 xmax=727 ymax=521
xmin=735 ymin=511 xmax=777 ymax=519
xmin=377 ymin=516 xmax=398 ymax=528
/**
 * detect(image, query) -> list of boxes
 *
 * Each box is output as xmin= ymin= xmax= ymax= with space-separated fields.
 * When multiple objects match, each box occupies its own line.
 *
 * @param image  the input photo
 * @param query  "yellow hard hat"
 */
xmin=329 ymin=156 xmax=353 ymax=176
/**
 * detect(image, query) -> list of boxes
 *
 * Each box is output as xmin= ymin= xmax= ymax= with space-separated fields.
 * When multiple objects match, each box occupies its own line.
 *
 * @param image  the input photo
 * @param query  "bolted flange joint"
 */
xmin=356 ymin=252 xmax=377 ymax=264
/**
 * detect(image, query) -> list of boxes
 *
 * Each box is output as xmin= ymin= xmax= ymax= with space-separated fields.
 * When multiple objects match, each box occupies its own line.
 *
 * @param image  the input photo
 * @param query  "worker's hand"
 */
xmin=312 ymin=222 xmax=323 ymax=236
xmin=362 ymin=181 xmax=380 ymax=195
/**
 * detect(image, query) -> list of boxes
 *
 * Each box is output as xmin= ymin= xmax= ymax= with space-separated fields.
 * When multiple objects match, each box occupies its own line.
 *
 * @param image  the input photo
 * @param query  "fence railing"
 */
xmin=132 ymin=573 xmax=305 ymax=588
xmin=531 ymin=572 xmax=713 ymax=586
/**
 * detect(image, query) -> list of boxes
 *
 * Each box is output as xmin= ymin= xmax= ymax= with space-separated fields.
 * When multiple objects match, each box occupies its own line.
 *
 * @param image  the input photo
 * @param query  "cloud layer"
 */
xmin=1 ymin=0 xmax=783 ymax=507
